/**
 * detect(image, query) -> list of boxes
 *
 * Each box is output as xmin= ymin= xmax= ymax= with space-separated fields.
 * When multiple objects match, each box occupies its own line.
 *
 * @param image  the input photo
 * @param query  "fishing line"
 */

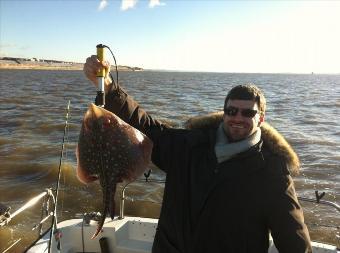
xmin=48 ymin=100 xmax=71 ymax=252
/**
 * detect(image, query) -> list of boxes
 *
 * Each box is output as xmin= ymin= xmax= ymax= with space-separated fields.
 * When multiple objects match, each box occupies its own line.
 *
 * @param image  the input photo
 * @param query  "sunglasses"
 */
xmin=224 ymin=106 xmax=258 ymax=118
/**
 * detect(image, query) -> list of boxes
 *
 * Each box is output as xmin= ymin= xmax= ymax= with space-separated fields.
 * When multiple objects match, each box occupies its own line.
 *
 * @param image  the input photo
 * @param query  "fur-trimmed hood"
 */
xmin=184 ymin=111 xmax=300 ymax=176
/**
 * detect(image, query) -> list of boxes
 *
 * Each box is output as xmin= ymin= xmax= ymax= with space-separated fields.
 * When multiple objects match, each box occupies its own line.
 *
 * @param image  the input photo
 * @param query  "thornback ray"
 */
xmin=76 ymin=103 xmax=153 ymax=238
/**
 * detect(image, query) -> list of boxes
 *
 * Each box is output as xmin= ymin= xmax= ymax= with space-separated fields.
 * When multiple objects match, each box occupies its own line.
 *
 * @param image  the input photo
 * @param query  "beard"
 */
xmin=224 ymin=123 xmax=256 ymax=142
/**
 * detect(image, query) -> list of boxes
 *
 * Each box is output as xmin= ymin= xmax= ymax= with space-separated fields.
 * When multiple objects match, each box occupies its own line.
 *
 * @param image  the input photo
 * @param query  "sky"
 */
xmin=1 ymin=0 xmax=340 ymax=73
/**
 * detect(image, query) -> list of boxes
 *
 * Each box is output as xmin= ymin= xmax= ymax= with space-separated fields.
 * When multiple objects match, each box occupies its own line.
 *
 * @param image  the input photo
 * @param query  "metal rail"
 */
xmin=118 ymin=182 xmax=340 ymax=219
xmin=0 ymin=189 xmax=55 ymax=227
xmin=2 ymin=239 xmax=22 ymax=253
xmin=298 ymin=197 xmax=340 ymax=212
xmin=298 ymin=190 xmax=340 ymax=212
xmin=1 ymin=189 xmax=55 ymax=253
xmin=11 ymin=192 xmax=47 ymax=220
xmin=119 ymin=178 xmax=165 ymax=219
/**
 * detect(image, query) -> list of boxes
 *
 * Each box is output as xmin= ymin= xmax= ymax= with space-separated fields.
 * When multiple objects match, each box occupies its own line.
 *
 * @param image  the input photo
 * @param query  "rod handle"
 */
xmin=96 ymin=44 xmax=106 ymax=77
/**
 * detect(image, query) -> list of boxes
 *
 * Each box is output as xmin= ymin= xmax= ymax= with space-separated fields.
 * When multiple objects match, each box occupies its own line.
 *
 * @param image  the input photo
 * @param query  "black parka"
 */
xmin=97 ymin=84 xmax=312 ymax=253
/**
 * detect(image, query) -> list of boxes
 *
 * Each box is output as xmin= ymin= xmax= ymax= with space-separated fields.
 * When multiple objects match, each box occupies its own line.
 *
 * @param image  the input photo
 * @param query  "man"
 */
xmin=83 ymin=56 xmax=312 ymax=253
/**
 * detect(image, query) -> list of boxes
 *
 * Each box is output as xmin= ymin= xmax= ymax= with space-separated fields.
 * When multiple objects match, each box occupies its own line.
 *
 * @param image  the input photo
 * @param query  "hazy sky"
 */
xmin=1 ymin=0 xmax=339 ymax=73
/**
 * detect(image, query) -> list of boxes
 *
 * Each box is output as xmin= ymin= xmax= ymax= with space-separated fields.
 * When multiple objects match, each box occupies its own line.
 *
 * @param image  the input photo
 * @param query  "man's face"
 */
xmin=223 ymin=99 xmax=264 ymax=142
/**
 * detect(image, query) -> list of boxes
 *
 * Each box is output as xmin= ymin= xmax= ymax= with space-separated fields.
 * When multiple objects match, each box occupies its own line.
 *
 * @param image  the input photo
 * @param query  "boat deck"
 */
xmin=26 ymin=216 xmax=339 ymax=253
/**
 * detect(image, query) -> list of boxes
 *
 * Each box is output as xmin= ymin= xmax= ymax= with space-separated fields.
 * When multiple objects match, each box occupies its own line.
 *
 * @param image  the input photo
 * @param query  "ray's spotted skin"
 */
xmin=76 ymin=103 xmax=153 ymax=238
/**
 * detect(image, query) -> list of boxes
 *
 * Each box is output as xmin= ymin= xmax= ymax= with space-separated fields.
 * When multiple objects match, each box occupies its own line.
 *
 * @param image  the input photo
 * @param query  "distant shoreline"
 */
xmin=0 ymin=59 xmax=143 ymax=71
xmin=0 ymin=64 xmax=83 ymax=71
xmin=1 ymin=60 xmax=339 ymax=74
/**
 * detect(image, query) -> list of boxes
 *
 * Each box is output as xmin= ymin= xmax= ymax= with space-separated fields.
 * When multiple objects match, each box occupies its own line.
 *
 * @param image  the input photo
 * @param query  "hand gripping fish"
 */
xmin=76 ymin=103 xmax=153 ymax=238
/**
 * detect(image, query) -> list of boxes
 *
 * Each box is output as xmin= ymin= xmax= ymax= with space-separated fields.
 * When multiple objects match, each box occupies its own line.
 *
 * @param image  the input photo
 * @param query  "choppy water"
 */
xmin=0 ymin=69 xmax=339 ymax=251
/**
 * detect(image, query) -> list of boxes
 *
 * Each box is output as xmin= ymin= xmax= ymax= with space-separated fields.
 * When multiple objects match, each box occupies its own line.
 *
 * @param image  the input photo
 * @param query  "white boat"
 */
xmin=1 ymin=180 xmax=338 ymax=253
xmin=26 ymin=216 xmax=339 ymax=253
xmin=26 ymin=216 xmax=340 ymax=253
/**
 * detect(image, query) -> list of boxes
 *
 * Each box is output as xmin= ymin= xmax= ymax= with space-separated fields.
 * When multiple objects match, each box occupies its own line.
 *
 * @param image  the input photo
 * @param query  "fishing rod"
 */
xmin=48 ymin=100 xmax=71 ymax=252
xmin=95 ymin=44 xmax=119 ymax=107
xmin=96 ymin=44 xmax=106 ymax=107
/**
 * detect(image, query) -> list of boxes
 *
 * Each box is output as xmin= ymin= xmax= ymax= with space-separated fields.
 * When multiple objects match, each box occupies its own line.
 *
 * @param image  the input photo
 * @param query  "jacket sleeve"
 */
xmin=266 ymin=161 xmax=312 ymax=253
xmin=95 ymin=83 xmax=165 ymax=135
xmin=95 ymin=83 xmax=176 ymax=171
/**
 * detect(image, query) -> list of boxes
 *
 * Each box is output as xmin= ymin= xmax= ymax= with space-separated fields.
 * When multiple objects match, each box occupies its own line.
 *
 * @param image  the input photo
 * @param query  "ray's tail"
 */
xmin=91 ymin=183 xmax=115 ymax=239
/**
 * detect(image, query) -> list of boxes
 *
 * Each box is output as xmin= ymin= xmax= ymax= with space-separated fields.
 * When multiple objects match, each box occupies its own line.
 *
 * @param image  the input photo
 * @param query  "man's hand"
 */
xmin=83 ymin=55 xmax=112 ymax=93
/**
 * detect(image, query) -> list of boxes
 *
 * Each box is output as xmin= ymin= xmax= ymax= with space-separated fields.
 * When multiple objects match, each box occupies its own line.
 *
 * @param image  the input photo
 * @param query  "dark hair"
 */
xmin=224 ymin=84 xmax=266 ymax=115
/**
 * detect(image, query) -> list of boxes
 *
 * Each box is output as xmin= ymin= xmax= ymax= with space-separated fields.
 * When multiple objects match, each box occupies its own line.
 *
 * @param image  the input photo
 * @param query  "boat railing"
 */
xmin=0 ymin=188 xmax=55 ymax=230
xmin=119 ymin=170 xmax=165 ymax=219
xmin=298 ymin=190 xmax=340 ymax=212
xmin=1 ymin=183 xmax=338 ymax=228
xmin=118 ymin=174 xmax=339 ymax=220
xmin=0 ymin=188 xmax=55 ymax=253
